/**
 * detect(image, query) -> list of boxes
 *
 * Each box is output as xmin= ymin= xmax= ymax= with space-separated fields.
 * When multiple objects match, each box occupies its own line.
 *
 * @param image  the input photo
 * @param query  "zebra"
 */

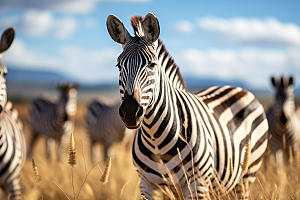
xmin=84 ymin=97 xmax=134 ymax=163
xmin=27 ymin=82 xmax=78 ymax=161
xmin=266 ymin=76 xmax=300 ymax=165
xmin=0 ymin=28 xmax=26 ymax=200
xmin=106 ymin=13 xmax=269 ymax=199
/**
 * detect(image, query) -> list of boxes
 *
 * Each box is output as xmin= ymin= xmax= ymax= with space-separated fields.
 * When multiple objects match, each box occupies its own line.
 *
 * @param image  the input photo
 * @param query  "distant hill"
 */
xmin=6 ymin=67 xmax=72 ymax=84
xmin=4 ymin=67 xmax=299 ymax=102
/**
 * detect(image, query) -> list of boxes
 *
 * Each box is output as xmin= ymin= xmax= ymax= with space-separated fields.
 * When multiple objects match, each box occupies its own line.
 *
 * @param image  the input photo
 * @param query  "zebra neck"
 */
xmin=156 ymin=40 xmax=186 ymax=91
xmin=141 ymin=72 xmax=181 ymax=153
xmin=285 ymin=96 xmax=296 ymax=115
xmin=56 ymin=100 xmax=68 ymax=123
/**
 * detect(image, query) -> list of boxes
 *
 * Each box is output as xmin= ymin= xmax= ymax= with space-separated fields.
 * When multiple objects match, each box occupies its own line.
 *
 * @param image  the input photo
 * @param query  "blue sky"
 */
xmin=1 ymin=0 xmax=300 ymax=90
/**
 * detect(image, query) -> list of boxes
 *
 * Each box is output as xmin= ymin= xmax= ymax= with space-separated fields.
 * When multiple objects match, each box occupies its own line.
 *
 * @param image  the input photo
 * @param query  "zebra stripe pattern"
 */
xmin=27 ymin=83 xmax=78 ymax=161
xmin=107 ymin=13 xmax=269 ymax=199
xmin=0 ymin=28 xmax=26 ymax=200
xmin=267 ymin=76 xmax=300 ymax=164
xmin=85 ymin=98 xmax=133 ymax=163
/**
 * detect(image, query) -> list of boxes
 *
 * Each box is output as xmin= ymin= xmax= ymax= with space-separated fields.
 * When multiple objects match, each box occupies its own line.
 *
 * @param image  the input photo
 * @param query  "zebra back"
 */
xmin=28 ymin=83 xmax=78 ymax=140
xmin=85 ymin=98 xmax=126 ymax=145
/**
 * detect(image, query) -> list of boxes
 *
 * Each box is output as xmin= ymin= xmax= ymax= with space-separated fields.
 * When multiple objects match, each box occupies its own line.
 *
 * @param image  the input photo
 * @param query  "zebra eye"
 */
xmin=148 ymin=63 xmax=156 ymax=69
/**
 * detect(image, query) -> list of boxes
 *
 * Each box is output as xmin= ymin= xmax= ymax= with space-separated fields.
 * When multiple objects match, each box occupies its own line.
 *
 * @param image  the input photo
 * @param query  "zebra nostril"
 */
xmin=136 ymin=106 xmax=144 ymax=118
xmin=0 ymin=105 xmax=2 ymax=113
xmin=119 ymin=107 xmax=125 ymax=119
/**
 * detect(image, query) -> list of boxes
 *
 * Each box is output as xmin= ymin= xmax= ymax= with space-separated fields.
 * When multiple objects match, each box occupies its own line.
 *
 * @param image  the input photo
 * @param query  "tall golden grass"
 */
xmin=1 ymin=103 xmax=299 ymax=200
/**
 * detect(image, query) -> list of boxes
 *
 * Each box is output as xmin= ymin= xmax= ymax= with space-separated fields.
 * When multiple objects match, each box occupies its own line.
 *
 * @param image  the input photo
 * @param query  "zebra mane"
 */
xmin=131 ymin=16 xmax=144 ymax=37
xmin=130 ymin=16 xmax=186 ymax=90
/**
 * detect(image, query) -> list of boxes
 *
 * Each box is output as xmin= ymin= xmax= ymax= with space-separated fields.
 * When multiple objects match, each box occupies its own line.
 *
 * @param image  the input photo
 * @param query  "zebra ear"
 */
xmin=107 ymin=15 xmax=131 ymax=45
xmin=288 ymin=76 xmax=294 ymax=86
xmin=0 ymin=28 xmax=15 ymax=53
xmin=271 ymin=77 xmax=276 ymax=87
xmin=142 ymin=13 xmax=160 ymax=44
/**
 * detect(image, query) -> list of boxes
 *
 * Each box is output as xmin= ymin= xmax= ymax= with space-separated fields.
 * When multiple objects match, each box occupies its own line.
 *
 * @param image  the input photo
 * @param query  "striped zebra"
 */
xmin=106 ymin=13 xmax=269 ymax=199
xmin=27 ymin=83 xmax=78 ymax=161
xmin=0 ymin=28 xmax=26 ymax=200
xmin=85 ymin=98 xmax=133 ymax=163
xmin=266 ymin=76 xmax=300 ymax=165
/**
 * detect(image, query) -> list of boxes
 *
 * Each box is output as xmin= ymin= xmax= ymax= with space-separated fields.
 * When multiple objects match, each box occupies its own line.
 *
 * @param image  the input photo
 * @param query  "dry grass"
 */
xmin=1 ymin=103 xmax=300 ymax=200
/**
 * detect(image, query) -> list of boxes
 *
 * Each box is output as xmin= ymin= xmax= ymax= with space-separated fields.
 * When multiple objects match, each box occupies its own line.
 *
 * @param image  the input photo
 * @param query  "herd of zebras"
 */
xmin=0 ymin=12 xmax=299 ymax=200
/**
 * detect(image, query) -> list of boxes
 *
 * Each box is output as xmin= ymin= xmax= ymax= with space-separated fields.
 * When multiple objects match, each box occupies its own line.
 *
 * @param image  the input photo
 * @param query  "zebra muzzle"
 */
xmin=119 ymin=94 xmax=144 ymax=129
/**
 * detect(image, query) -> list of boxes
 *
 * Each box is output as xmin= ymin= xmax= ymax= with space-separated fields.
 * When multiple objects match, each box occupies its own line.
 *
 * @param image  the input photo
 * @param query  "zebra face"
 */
xmin=107 ymin=13 xmax=160 ymax=129
xmin=271 ymin=76 xmax=294 ymax=123
xmin=0 ymin=28 xmax=15 ymax=113
xmin=57 ymin=83 xmax=79 ymax=120
xmin=117 ymin=44 xmax=158 ymax=128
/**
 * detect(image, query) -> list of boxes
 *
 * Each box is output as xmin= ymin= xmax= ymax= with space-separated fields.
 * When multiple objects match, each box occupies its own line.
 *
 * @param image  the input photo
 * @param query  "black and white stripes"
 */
xmin=0 ymin=28 xmax=26 ymax=200
xmin=85 ymin=98 xmax=133 ymax=163
xmin=107 ymin=13 xmax=269 ymax=199
xmin=27 ymin=83 xmax=78 ymax=161
xmin=267 ymin=76 xmax=300 ymax=164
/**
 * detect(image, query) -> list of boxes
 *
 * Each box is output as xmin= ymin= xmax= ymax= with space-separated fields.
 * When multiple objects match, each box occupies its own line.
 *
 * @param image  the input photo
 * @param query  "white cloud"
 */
xmin=0 ymin=0 xmax=150 ymax=14
xmin=2 ymin=38 xmax=121 ymax=84
xmin=174 ymin=20 xmax=194 ymax=34
xmin=18 ymin=10 xmax=52 ymax=37
xmin=58 ymin=45 xmax=120 ymax=82
xmin=52 ymin=17 xmax=77 ymax=39
xmin=197 ymin=16 xmax=300 ymax=46
xmin=175 ymin=47 xmax=300 ymax=89
xmin=3 ymin=39 xmax=61 ymax=68
xmin=0 ymin=10 xmax=78 ymax=39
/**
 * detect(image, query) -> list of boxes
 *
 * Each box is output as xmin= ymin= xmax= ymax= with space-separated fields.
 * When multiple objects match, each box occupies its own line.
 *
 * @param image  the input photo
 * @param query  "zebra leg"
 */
xmin=103 ymin=144 xmax=110 ymax=159
xmin=3 ymin=178 xmax=22 ymax=200
xmin=182 ymin=178 xmax=210 ymax=200
xmin=232 ymin=179 xmax=251 ymax=200
xmin=27 ymin=131 xmax=39 ymax=159
xmin=274 ymin=149 xmax=284 ymax=167
xmin=57 ymin=132 xmax=71 ymax=161
xmin=46 ymin=137 xmax=55 ymax=161
xmin=90 ymin=141 xmax=97 ymax=164
xmin=286 ymin=145 xmax=296 ymax=165
xmin=139 ymin=178 xmax=158 ymax=200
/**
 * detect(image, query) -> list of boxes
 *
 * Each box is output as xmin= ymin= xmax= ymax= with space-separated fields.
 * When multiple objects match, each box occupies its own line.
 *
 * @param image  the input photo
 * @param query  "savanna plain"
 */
xmin=2 ymin=98 xmax=300 ymax=200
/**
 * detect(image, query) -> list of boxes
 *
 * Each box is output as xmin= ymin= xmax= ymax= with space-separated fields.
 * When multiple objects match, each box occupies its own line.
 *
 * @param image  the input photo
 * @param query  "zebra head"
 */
xmin=107 ymin=13 xmax=160 ymax=129
xmin=56 ymin=82 xmax=79 ymax=121
xmin=0 ymin=28 xmax=14 ymax=114
xmin=271 ymin=76 xmax=295 ymax=124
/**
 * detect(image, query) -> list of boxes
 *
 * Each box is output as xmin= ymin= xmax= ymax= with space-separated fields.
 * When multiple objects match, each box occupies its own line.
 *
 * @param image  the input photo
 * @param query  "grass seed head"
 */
xmin=100 ymin=157 xmax=112 ymax=185
xmin=68 ymin=133 xmax=77 ymax=167
xmin=241 ymin=139 xmax=251 ymax=173
xmin=32 ymin=159 xmax=41 ymax=183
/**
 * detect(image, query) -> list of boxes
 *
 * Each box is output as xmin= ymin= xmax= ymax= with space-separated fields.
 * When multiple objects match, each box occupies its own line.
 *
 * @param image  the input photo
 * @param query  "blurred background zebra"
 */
xmin=0 ymin=28 xmax=26 ymax=200
xmin=84 ymin=97 xmax=133 ymax=164
xmin=27 ymin=82 xmax=78 ymax=161
xmin=267 ymin=76 xmax=300 ymax=165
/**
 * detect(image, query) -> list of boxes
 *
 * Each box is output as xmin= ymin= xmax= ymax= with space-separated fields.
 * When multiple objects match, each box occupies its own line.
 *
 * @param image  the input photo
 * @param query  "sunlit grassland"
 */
xmin=1 ymin=99 xmax=299 ymax=200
